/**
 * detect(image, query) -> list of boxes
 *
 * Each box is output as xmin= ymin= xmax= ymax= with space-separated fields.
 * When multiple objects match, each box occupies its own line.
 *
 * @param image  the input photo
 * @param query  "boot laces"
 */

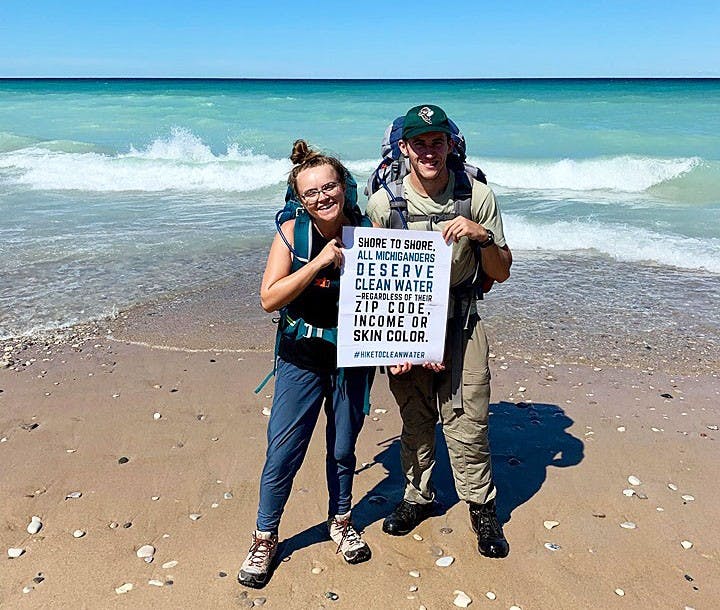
xmin=331 ymin=516 xmax=363 ymax=554
xmin=247 ymin=534 xmax=276 ymax=567
xmin=478 ymin=509 xmax=503 ymax=539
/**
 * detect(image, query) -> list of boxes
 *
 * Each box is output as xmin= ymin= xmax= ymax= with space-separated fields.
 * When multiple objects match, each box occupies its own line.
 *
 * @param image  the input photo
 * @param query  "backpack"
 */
xmin=365 ymin=115 xmax=493 ymax=297
xmin=255 ymin=171 xmax=373 ymax=399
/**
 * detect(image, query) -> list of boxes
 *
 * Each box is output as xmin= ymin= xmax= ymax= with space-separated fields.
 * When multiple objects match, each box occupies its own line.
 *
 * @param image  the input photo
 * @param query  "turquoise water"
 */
xmin=1 ymin=79 xmax=719 ymax=340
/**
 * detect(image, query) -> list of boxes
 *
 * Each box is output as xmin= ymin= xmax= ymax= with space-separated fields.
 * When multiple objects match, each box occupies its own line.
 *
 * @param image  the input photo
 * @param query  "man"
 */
xmin=366 ymin=104 xmax=512 ymax=557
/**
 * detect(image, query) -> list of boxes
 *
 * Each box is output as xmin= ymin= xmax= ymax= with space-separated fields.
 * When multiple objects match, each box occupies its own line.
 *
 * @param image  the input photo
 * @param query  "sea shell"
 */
xmin=681 ymin=540 xmax=693 ymax=549
xmin=681 ymin=494 xmax=695 ymax=502
xmin=453 ymin=590 xmax=472 ymax=608
xmin=623 ymin=489 xmax=635 ymax=497
xmin=615 ymin=588 xmax=625 ymax=596
xmin=486 ymin=591 xmax=497 ymax=600
xmin=543 ymin=520 xmax=559 ymax=530
xmin=435 ymin=556 xmax=454 ymax=567
xmin=545 ymin=542 xmax=561 ymax=551
xmin=162 ymin=560 xmax=178 ymax=569
xmin=148 ymin=579 xmax=164 ymax=587
xmin=8 ymin=547 xmax=24 ymax=558
xmin=65 ymin=491 xmax=82 ymax=500
xmin=136 ymin=544 xmax=155 ymax=559
xmin=620 ymin=521 xmax=637 ymax=529
xmin=27 ymin=516 xmax=42 ymax=534
xmin=72 ymin=529 xmax=86 ymax=538
xmin=409 ymin=570 xmax=420 ymax=578
xmin=115 ymin=583 xmax=133 ymax=594
xmin=628 ymin=475 xmax=641 ymax=486
xmin=668 ymin=483 xmax=678 ymax=491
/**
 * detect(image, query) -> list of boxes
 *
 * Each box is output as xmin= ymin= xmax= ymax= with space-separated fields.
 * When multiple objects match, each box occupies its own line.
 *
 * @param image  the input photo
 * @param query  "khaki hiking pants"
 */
xmin=388 ymin=315 xmax=496 ymax=506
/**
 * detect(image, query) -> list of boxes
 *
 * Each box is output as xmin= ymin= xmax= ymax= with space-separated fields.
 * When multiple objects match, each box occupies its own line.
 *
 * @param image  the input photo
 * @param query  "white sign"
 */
xmin=337 ymin=226 xmax=452 ymax=367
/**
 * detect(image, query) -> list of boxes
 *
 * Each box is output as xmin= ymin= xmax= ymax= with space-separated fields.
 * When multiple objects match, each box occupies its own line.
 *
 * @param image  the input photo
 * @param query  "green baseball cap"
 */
xmin=402 ymin=104 xmax=452 ymax=140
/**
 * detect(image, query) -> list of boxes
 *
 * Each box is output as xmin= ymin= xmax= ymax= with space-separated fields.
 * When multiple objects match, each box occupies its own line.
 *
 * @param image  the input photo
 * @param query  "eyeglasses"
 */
xmin=300 ymin=181 xmax=340 ymax=203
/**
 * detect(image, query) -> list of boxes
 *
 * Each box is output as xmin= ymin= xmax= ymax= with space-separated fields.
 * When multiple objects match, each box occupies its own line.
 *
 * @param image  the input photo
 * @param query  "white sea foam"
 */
xmin=505 ymin=214 xmax=720 ymax=273
xmin=0 ymin=128 xmax=291 ymax=193
xmin=472 ymin=155 xmax=701 ymax=193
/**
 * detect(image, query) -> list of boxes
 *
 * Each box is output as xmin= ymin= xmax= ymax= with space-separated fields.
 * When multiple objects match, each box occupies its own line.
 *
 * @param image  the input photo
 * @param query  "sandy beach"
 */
xmin=1 ymin=284 xmax=718 ymax=610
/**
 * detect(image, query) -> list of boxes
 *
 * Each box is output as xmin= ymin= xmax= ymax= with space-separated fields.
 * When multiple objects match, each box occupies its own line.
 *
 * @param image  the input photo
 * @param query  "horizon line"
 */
xmin=1 ymin=76 xmax=719 ymax=81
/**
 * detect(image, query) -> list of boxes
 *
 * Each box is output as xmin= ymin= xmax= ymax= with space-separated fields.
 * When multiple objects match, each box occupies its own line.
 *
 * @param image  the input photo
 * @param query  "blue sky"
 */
xmin=1 ymin=1 xmax=718 ymax=78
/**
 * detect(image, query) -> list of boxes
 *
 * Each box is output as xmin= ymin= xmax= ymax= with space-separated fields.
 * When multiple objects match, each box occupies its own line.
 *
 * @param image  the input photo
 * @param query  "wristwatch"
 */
xmin=479 ymin=229 xmax=495 ymax=249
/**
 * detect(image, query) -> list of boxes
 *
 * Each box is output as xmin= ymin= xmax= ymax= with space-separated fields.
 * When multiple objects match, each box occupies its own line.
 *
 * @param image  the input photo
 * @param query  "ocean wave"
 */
xmin=505 ymin=214 xmax=720 ymax=273
xmin=472 ymin=155 xmax=702 ymax=193
xmin=0 ymin=128 xmax=291 ymax=193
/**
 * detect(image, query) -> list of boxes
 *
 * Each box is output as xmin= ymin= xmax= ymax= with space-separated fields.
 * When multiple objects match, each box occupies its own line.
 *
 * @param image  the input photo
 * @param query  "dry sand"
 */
xmin=1 ymin=302 xmax=719 ymax=609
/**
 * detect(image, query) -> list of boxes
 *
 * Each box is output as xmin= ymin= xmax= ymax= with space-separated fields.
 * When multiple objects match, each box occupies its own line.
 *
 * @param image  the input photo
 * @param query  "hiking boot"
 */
xmin=469 ymin=500 xmax=509 ymax=558
xmin=328 ymin=512 xmax=371 ymax=564
xmin=382 ymin=500 xmax=437 ymax=536
xmin=238 ymin=530 xmax=278 ymax=588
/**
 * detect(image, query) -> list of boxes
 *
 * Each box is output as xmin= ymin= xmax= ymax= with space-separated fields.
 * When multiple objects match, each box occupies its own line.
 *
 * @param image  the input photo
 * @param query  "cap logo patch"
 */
xmin=418 ymin=106 xmax=434 ymax=124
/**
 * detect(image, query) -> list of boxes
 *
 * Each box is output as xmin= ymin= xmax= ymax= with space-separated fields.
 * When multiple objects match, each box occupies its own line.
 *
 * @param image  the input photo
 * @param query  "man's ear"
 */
xmin=398 ymin=139 xmax=409 ymax=157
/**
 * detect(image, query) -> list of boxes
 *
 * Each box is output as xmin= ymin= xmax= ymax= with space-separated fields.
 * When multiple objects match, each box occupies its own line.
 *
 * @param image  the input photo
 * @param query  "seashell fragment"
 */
xmin=681 ymin=540 xmax=693 ymax=549
xmin=27 ymin=516 xmax=42 ymax=534
xmin=148 ymin=579 xmax=164 ymax=587
xmin=136 ymin=544 xmax=155 ymax=559
xmin=623 ymin=489 xmax=635 ymax=497
xmin=409 ymin=570 xmax=420 ymax=578
xmin=153 ymin=412 xmax=162 ymax=420
xmin=544 ymin=520 xmax=559 ymax=529
xmin=435 ymin=556 xmax=454 ymax=567
xmin=189 ymin=513 xmax=201 ymax=521
xmin=453 ymin=590 xmax=472 ymax=608
xmin=627 ymin=475 xmax=641 ymax=486
xmin=614 ymin=588 xmax=625 ymax=596
xmin=544 ymin=542 xmax=561 ymax=551
xmin=261 ymin=407 xmax=271 ymax=416
xmin=620 ymin=521 xmax=636 ymax=529
xmin=412 ymin=533 xmax=423 ymax=541
xmin=681 ymin=494 xmax=695 ymax=502
xmin=616 ymin=426 xmax=626 ymax=432
xmin=115 ymin=583 xmax=133 ymax=594
xmin=8 ymin=547 xmax=24 ymax=558
xmin=65 ymin=491 xmax=82 ymax=500
xmin=311 ymin=567 xmax=323 ymax=574
xmin=73 ymin=529 xmax=86 ymax=538
xmin=668 ymin=483 xmax=678 ymax=491
xmin=486 ymin=591 xmax=497 ymax=600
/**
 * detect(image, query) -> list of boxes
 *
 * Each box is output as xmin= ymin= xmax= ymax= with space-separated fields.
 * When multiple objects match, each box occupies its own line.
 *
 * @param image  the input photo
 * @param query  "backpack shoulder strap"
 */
xmin=290 ymin=212 xmax=312 ymax=271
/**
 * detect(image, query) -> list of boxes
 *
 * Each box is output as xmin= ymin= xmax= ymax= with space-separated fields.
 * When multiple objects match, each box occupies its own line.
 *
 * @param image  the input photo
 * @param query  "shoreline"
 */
xmin=4 ymin=251 xmax=719 ymax=377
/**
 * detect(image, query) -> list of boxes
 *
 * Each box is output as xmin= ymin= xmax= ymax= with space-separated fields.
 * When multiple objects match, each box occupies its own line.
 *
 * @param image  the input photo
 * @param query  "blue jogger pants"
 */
xmin=256 ymin=358 xmax=374 ymax=533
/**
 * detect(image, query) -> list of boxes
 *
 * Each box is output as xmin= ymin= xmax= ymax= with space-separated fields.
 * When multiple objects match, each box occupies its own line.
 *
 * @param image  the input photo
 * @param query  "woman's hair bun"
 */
xmin=290 ymin=139 xmax=319 ymax=165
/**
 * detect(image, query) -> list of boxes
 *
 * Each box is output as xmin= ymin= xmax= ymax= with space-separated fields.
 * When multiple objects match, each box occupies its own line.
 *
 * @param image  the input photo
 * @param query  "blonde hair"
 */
xmin=288 ymin=139 xmax=348 ymax=198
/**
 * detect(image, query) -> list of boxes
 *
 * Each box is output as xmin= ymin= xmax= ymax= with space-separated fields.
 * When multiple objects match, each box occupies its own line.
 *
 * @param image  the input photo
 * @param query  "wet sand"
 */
xmin=1 ymin=285 xmax=719 ymax=609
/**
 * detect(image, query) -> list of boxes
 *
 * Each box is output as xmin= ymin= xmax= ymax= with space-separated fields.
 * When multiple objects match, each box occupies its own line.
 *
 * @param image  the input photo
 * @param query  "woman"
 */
xmin=239 ymin=140 xmax=375 ymax=589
